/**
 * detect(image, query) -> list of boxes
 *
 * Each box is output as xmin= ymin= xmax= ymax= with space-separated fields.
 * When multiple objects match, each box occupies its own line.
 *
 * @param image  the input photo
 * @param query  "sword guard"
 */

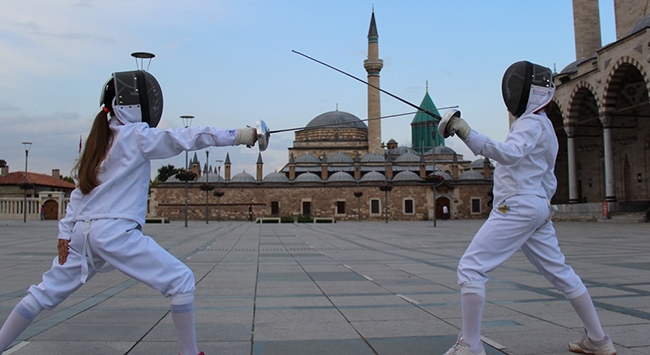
xmin=256 ymin=120 xmax=270 ymax=152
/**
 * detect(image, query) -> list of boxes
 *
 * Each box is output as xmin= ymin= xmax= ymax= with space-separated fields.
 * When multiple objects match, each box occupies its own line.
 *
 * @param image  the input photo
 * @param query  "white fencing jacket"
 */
xmin=59 ymin=117 xmax=238 ymax=240
xmin=462 ymin=85 xmax=558 ymax=207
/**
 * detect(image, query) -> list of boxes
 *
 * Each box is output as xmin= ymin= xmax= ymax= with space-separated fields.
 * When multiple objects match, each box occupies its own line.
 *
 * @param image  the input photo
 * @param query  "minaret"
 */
xmin=364 ymin=10 xmax=383 ymax=153
xmin=572 ymin=0 xmax=601 ymax=60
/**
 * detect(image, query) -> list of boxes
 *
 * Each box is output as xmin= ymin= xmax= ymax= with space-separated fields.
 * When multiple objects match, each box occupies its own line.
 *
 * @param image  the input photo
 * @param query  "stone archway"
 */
xmin=569 ymin=86 xmax=604 ymax=203
xmin=603 ymin=61 xmax=650 ymax=201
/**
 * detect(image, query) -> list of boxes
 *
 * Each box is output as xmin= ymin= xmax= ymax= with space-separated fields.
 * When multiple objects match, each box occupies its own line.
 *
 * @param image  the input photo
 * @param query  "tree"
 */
xmin=156 ymin=164 xmax=179 ymax=182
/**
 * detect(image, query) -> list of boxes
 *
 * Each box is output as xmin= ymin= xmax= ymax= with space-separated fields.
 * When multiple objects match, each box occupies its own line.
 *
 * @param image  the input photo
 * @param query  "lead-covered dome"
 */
xmin=305 ymin=110 xmax=367 ymax=130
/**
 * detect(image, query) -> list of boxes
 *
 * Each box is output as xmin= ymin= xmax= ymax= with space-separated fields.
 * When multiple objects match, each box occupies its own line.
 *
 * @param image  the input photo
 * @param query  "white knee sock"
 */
xmin=170 ymin=293 xmax=199 ymax=355
xmin=0 ymin=294 xmax=43 ymax=351
xmin=461 ymin=283 xmax=486 ymax=354
xmin=568 ymin=291 xmax=606 ymax=341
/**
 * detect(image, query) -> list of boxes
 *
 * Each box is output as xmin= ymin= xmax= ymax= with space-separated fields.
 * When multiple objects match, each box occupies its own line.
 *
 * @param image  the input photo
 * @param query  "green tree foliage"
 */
xmin=156 ymin=164 xmax=179 ymax=182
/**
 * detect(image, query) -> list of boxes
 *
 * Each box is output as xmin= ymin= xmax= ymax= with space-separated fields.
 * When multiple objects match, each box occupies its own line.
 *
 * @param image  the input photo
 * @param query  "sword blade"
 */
xmin=292 ymin=50 xmax=444 ymax=120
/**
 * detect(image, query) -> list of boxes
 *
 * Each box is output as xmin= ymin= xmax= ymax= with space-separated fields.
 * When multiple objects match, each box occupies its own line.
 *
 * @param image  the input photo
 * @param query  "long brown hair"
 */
xmin=74 ymin=104 xmax=115 ymax=194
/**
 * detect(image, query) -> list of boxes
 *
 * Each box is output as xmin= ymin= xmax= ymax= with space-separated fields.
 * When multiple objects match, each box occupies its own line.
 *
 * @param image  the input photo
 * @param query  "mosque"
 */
xmin=149 ymin=11 xmax=495 ymax=222
xmin=151 ymin=0 xmax=650 ymax=222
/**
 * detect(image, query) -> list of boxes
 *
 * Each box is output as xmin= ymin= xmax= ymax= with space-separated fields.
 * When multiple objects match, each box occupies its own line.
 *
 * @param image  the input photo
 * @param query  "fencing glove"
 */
xmin=235 ymin=127 xmax=257 ymax=147
xmin=438 ymin=109 xmax=471 ymax=140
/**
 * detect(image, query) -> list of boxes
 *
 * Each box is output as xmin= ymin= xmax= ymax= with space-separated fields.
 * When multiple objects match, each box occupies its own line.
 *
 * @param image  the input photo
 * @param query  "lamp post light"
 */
xmin=214 ymin=160 xmax=224 ymax=222
xmin=22 ymin=142 xmax=32 ymax=223
xmin=181 ymin=115 xmax=194 ymax=227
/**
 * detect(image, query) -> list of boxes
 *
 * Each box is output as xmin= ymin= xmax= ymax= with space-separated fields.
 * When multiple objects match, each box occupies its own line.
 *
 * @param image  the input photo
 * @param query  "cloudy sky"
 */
xmin=1 ymin=0 xmax=616 ymax=180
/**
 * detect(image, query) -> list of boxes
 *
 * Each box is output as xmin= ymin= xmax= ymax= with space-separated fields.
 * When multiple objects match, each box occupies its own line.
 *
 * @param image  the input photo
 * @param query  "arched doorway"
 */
xmin=43 ymin=200 xmax=58 ymax=220
xmin=436 ymin=196 xmax=450 ymax=220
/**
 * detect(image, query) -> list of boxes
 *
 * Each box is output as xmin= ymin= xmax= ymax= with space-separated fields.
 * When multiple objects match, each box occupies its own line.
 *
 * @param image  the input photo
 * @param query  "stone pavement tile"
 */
xmin=30 ymin=322 xmax=154 ymax=341
xmin=66 ymin=309 xmax=167 ymax=324
xmin=130 ymin=341 xmax=252 ymax=355
xmin=328 ymin=294 xmax=409 ymax=307
xmin=482 ymin=327 xmax=580 ymax=355
xmin=255 ymin=309 xmax=346 ymax=323
xmin=6 ymin=341 xmax=134 ymax=355
xmin=253 ymin=320 xmax=360 ymax=341
xmin=351 ymin=318 xmax=459 ymax=338
xmin=367 ymin=335 xmax=506 ymax=355
xmin=143 ymin=322 xmax=252 ymax=342
xmin=252 ymin=338 xmax=375 ymax=355
xmin=255 ymin=295 xmax=333 ymax=308
xmin=605 ymin=323 xmax=650 ymax=348
xmin=339 ymin=304 xmax=434 ymax=322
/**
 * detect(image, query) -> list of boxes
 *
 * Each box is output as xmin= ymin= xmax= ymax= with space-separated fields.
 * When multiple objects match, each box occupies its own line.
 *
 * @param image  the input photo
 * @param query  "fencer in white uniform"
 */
xmin=0 ymin=70 xmax=257 ymax=355
xmin=439 ymin=61 xmax=616 ymax=355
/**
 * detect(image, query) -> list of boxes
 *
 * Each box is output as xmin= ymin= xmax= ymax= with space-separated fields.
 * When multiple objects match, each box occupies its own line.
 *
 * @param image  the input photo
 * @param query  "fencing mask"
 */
xmin=502 ymin=61 xmax=554 ymax=118
xmin=100 ymin=70 xmax=164 ymax=127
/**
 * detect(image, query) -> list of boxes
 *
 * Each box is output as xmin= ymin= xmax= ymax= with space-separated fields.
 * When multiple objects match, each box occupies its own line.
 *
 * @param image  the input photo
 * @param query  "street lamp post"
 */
xmin=22 ymin=142 xmax=32 ymax=223
xmin=181 ymin=115 xmax=194 ymax=227
xmin=353 ymin=179 xmax=363 ymax=222
xmin=203 ymin=150 xmax=211 ymax=224
xmin=214 ymin=161 xmax=224 ymax=222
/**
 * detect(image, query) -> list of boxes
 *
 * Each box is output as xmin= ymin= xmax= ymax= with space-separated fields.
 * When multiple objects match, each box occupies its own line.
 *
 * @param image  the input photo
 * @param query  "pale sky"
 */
xmin=0 ymin=0 xmax=617 ymax=180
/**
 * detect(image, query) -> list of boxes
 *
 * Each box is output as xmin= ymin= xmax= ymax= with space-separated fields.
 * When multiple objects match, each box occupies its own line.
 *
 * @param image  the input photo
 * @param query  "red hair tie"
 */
xmin=102 ymin=107 xmax=110 ymax=113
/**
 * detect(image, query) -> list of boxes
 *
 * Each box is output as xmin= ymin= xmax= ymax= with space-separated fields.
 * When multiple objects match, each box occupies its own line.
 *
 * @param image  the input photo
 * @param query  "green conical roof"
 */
xmin=411 ymin=90 xmax=444 ymax=153
xmin=411 ymin=92 xmax=440 ymax=124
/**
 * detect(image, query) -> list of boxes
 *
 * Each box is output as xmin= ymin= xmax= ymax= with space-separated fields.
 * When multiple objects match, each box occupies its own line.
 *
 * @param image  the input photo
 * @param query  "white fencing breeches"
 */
xmin=457 ymin=195 xmax=587 ymax=300
xmin=29 ymin=219 xmax=196 ymax=309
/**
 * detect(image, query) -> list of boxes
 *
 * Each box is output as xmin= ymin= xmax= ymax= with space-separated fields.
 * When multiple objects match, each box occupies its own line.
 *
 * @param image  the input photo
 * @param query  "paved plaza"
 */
xmin=0 ymin=219 xmax=648 ymax=355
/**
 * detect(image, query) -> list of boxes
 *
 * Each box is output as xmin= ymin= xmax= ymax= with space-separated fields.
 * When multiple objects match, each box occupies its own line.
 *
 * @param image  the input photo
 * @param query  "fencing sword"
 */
xmin=255 ymin=105 xmax=458 ymax=152
xmin=255 ymin=51 xmax=458 ymax=152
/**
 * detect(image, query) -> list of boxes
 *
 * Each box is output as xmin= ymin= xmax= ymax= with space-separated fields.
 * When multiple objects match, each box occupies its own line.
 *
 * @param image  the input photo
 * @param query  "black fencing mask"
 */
xmin=502 ymin=61 xmax=553 ymax=118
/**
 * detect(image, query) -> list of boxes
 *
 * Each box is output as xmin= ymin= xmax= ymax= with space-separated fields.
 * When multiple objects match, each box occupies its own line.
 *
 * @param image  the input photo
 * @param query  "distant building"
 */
xmin=0 ymin=164 xmax=75 ymax=220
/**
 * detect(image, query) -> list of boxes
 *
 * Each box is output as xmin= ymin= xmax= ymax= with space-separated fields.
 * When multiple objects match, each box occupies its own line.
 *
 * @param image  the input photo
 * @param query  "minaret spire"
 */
xmin=364 ymin=9 xmax=383 ymax=154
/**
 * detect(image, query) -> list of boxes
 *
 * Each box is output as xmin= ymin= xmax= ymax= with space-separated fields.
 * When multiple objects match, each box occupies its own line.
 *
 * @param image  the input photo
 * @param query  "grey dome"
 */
xmin=360 ymin=170 xmax=386 ymax=182
xmin=392 ymin=170 xmax=422 ymax=182
xmin=629 ymin=14 xmax=650 ymax=36
xmin=361 ymin=152 xmax=385 ymax=163
xmin=263 ymin=172 xmax=290 ymax=183
xmin=458 ymin=170 xmax=485 ymax=180
xmin=395 ymin=151 xmax=421 ymax=163
xmin=425 ymin=146 xmax=456 ymax=155
xmin=196 ymin=172 xmax=223 ymax=183
xmin=305 ymin=110 xmax=367 ymax=130
xmin=294 ymin=172 xmax=323 ymax=183
xmin=326 ymin=171 xmax=355 ymax=182
xmin=328 ymin=152 xmax=354 ymax=164
xmin=295 ymin=153 xmax=321 ymax=164
xmin=231 ymin=171 xmax=256 ymax=183
xmin=470 ymin=157 xmax=494 ymax=169
xmin=388 ymin=146 xmax=415 ymax=155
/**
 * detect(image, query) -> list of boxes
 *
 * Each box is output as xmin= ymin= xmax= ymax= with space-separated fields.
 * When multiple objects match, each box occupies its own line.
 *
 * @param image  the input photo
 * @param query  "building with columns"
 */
xmin=549 ymin=0 xmax=650 ymax=217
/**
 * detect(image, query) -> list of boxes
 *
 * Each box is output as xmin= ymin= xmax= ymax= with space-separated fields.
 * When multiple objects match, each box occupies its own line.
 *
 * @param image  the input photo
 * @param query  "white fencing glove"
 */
xmin=438 ymin=109 xmax=471 ymax=139
xmin=235 ymin=127 xmax=257 ymax=147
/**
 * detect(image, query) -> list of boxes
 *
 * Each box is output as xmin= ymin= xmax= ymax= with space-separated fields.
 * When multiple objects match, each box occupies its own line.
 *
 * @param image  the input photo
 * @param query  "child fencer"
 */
xmin=438 ymin=61 xmax=616 ymax=355
xmin=0 ymin=70 xmax=258 ymax=355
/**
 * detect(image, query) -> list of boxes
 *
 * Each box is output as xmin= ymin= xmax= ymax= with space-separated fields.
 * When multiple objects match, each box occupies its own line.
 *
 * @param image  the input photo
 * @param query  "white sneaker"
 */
xmin=568 ymin=330 xmax=617 ymax=355
xmin=443 ymin=334 xmax=486 ymax=355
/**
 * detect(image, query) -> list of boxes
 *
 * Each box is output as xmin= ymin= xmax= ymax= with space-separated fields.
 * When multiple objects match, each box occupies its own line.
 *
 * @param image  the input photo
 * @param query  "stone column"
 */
xmin=564 ymin=125 xmax=580 ymax=203
xmin=600 ymin=114 xmax=617 ymax=202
